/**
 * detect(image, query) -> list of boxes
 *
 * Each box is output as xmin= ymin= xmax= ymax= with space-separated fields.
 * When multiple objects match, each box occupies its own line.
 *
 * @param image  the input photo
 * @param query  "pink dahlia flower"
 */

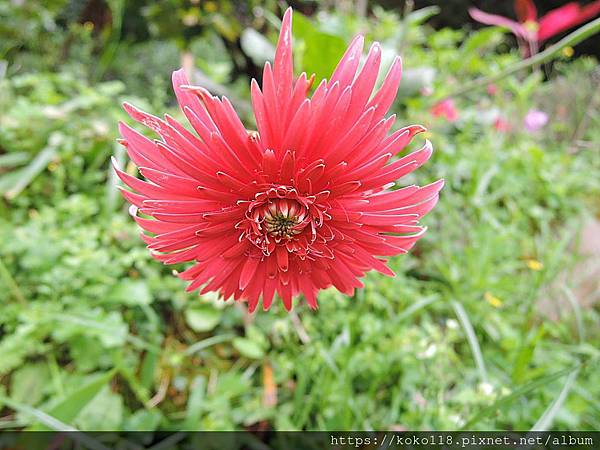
xmin=113 ymin=8 xmax=443 ymax=312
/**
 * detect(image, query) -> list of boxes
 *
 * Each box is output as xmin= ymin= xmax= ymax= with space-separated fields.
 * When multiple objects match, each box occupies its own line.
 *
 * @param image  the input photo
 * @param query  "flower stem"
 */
xmin=443 ymin=17 xmax=600 ymax=99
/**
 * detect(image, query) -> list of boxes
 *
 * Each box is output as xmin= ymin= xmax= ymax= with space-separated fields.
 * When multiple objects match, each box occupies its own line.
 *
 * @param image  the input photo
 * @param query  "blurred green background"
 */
xmin=0 ymin=0 xmax=599 ymax=432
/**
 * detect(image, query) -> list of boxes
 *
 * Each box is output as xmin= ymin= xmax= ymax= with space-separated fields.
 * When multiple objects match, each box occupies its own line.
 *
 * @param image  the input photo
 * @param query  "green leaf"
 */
xmin=512 ymin=325 xmax=545 ymax=383
xmin=240 ymin=28 xmax=275 ymax=66
xmin=461 ymin=28 xmax=503 ymax=54
xmin=397 ymin=67 xmax=436 ymax=97
xmin=10 ymin=363 xmax=50 ymax=406
xmin=2 ymin=145 xmax=56 ymax=199
xmin=124 ymin=409 xmax=163 ymax=431
xmin=110 ymin=279 xmax=152 ymax=306
xmin=185 ymin=305 xmax=221 ymax=332
xmin=183 ymin=333 xmax=234 ymax=356
xmin=233 ymin=337 xmax=265 ymax=360
xmin=0 ymin=324 xmax=48 ymax=374
xmin=292 ymin=12 xmax=347 ymax=82
xmin=0 ymin=152 xmax=29 ymax=167
xmin=406 ymin=6 xmax=440 ymax=26
xmin=185 ymin=375 xmax=206 ymax=427
xmin=52 ymin=311 xmax=128 ymax=348
xmin=28 ymin=369 xmax=116 ymax=431
xmin=75 ymin=386 xmax=123 ymax=431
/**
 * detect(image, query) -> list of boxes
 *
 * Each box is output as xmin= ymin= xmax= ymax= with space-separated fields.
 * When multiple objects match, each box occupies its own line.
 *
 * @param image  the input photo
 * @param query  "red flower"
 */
xmin=113 ymin=8 xmax=442 ymax=312
xmin=469 ymin=0 xmax=600 ymax=55
xmin=430 ymin=99 xmax=459 ymax=122
xmin=494 ymin=117 xmax=511 ymax=132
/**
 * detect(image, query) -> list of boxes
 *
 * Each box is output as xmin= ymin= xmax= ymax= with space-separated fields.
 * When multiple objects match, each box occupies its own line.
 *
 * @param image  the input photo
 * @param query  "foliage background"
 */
xmin=0 ymin=0 xmax=599 ymax=433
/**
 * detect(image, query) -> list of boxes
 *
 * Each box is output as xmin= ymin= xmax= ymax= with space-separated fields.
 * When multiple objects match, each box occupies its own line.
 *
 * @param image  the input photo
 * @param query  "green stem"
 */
xmin=0 ymin=256 xmax=27 ymax=305
xmin=443 ymin=17 xmax=600 ymax=99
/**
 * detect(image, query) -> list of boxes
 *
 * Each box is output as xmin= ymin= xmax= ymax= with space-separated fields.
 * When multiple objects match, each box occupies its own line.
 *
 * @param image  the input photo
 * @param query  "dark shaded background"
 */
xmin=412 ymin=0 xmax=600 ymax=55
xmin=61 ymin=0 xmax=600 ymax=57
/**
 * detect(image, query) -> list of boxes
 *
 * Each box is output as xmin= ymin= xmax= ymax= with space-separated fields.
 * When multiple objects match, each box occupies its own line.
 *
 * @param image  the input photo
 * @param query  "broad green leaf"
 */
xmin=0 ymin=324 xmax=48 ymax=374
xmin=10 ymin=363 xmax=49 ymax=406
xmin=110 ymin=279 xmax=152 ymax=306
xmin=124 ymin=409 xmax=163 ymax=431
xmin=75 ymin=386 xmax=123 ymax=431
xmin=185 ymin=305 xmax=221 ymax=332
xmin=28 ymin=369 xmax=116 ymax=431
xmin=292 ymin=12 xmax=347 ymax=82
xmin=461 ymin=28 xmax=504 ymax=54
xmin=51 ymin=311 xmax=128 ymax=348
xmin=233 ymin=337 xmax=264 ymax=360
xmin=240 ymin=28 xmax=275 ymax=66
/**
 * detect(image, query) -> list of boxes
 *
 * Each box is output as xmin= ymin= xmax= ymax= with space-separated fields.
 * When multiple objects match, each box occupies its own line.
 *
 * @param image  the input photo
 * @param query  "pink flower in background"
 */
xmin=494 ymin=117 xmax=511 ymax=132
xmin=113 ymin=8 xmax=442 ymax=312
xmin=524 ymin=109 xmax=549 ymax=132
xmin=430 ymin=99 xmax=459 ymax=122
xmin=469 ymin=0 xmax=600 ymax=56
xmin=486 ymin=84 xmax=498 ymax=96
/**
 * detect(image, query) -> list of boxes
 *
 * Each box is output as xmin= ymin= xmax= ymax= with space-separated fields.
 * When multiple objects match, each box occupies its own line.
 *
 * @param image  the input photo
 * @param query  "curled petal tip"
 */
xmin=282 ymin=6 xmax=293 ymax=25
xmin=171 ymin=67 xmax=188 ymax=82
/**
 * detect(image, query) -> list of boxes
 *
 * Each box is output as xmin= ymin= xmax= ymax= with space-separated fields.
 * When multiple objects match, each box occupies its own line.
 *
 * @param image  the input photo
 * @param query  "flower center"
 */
xmin=263 ymin=200 xmax=305 ymax=239
xmin=237 ymin=186 xmax=329 ymax=258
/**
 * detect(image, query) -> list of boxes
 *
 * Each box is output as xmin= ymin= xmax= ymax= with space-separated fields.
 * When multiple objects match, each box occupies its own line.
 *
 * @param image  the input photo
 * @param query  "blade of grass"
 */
xmin=452 ymin=300 xmax=489 ymax=383
xmin=561 ymin=285 xmax=586 ymax=343
xmin=0 ymin=394 xmax=111 ymax=450
xmin=3 ymin=146 xmax=56 ymax=199
xmin=0 ymin=395 xmax=77 ymax=431
xmin=397 ymin=295 xmax=439 ymax=322
xmin=183 ymin=333 xmax=235 ymax=356
xmin=531 ymin=367 xmax=580 ymax=431
xmin=184 ymin=375 xmax=206 ymax=427
xmin=461 ymin=365 xmax=576 ymax=429
xmin=0 ymin=152 xmax=29 ymax=167
xmin=28 ymin=369 xmax=116 ymax=431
